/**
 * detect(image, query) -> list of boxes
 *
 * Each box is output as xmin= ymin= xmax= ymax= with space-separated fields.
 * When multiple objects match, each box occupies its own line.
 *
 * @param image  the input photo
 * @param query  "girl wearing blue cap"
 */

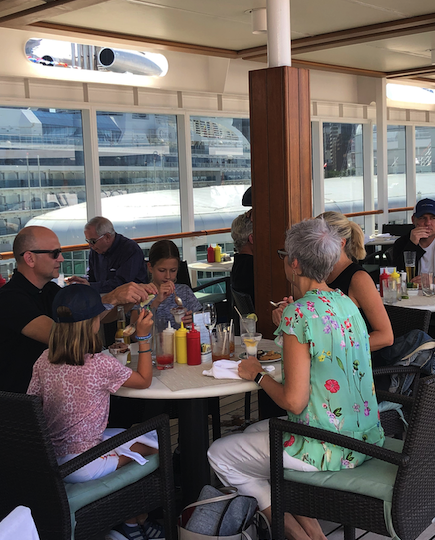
xmin=27 ymin=284 xmax=164 ymax=540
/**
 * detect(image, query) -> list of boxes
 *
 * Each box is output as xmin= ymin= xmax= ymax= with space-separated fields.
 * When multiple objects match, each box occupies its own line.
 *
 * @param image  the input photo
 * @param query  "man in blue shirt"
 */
xmin=69 ymin=216 xmax=148 ymax=293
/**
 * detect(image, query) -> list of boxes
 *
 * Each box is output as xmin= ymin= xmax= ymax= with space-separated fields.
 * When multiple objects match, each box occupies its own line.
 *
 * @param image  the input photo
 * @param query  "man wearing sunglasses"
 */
xmin=0 ymin=225 xmax=156 ymax=393
xmin=68 ymin=216 xmax=148 ymax=293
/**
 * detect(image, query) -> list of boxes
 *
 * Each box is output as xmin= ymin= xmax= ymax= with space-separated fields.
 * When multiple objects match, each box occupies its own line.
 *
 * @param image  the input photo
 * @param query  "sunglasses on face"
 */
xmin=85 ymin=234 xmax=105 ymax=246
xmin=20 ymin=248 xmax=62 ymax=259
xmin=277 ymin=249 xmax=288 ymax=260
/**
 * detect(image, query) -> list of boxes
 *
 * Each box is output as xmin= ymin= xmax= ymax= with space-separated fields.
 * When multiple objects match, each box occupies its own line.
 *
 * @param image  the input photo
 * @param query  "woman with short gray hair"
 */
xmin=208 ymin=218 xmax=384 ymax=540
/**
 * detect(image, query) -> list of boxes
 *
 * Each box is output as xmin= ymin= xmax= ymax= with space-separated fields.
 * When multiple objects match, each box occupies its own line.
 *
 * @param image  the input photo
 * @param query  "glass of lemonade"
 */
xmin=241 ymin=333 xmax=262 ymax=358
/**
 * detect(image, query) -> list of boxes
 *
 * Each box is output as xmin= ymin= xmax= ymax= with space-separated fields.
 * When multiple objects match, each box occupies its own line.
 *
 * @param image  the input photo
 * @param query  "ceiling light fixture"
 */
xmin=245 ymin=8 xmax=267 ymax=35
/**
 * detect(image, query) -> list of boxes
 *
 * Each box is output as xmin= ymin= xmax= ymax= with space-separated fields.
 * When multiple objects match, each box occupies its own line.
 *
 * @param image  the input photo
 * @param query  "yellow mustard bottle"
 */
xmin=175 ymin=322 xmax=188 ymax=364
xmin=214 ymin=244 xmax=222 ymax=262
xmin=390 ymin=269 xmax=401 ymax=301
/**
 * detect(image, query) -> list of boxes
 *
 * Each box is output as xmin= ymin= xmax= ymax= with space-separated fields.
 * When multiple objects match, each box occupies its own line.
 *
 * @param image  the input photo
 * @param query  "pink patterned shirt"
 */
xmin=27 ymin=350 xmax=132 ymax=457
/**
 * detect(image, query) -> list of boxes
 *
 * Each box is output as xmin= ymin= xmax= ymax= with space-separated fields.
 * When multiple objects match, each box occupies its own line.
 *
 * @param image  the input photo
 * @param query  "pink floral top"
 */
xmin=275 ymin=289 xmax=384 ymax=471
xmin=27 ymin=350 xmax=132 ymax=457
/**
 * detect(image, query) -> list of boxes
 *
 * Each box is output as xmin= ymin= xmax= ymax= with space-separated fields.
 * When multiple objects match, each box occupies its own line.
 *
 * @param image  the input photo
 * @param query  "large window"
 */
xmin=189 ymin=116 xmax=251 ymax=284
xmin=416 ymin=126 xmax=435 ymax=201
xmin=96 ymin=112 xmax=180 ymax=238
xmin=0 ymin=107 xmax=86 ymax=277
xmin=323 ymin=123 xmax=364 ymax=215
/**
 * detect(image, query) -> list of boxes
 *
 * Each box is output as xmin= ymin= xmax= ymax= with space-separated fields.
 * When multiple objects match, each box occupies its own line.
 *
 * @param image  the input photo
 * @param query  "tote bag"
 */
xmin=178 ymin=486 xmax=271 ymax=540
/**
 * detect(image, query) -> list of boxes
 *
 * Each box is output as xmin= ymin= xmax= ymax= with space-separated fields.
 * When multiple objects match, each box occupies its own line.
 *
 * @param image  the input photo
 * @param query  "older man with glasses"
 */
xmin=0 ymin=225 xmax=156 ymax=393
xmin=68 ymin=216 xmax=148 ymax=293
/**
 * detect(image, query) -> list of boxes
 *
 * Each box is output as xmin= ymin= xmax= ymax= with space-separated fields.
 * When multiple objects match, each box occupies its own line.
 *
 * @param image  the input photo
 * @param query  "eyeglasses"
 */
xmin=85 ymin=234 xmax=105 ymax=246
xmin=20 ymin=248 xmax=62 ymax=259
xmin=277 ymin=249 xmax=288 ymax=260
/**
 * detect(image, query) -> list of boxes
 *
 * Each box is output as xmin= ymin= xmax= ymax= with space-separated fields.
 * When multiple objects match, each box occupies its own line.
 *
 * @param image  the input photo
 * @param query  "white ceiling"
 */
xmin=1 ymin=0 xmax=435 ymax=82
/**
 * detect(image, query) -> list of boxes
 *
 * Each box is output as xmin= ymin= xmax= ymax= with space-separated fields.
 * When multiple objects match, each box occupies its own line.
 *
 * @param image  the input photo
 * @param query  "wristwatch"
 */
xmin=254 ymin=371 xmax=267 ymax=386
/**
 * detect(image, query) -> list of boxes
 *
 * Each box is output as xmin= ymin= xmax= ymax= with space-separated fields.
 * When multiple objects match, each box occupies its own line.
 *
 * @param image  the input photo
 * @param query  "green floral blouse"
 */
xmin=274 ymin=289 xmax=384 ymax=471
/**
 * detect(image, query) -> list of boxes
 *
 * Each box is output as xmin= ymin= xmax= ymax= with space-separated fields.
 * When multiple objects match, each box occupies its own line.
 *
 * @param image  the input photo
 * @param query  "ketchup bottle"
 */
xmin=187 ymin=325 xmax=201 ymax=365
xmin=207 ymin=245 xmax=215 ymax=263
xmin=379 ymin=268 xmax=389 ymax=298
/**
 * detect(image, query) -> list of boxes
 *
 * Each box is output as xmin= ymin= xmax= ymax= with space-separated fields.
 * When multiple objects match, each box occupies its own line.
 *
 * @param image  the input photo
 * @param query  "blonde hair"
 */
xmin=318 ymin=211 xmax=366 ymax=262
xmin=48 ymin=309 xmax=102 ymax=365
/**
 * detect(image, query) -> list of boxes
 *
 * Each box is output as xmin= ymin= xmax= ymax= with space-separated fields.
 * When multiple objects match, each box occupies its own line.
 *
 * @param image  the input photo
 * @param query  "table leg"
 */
xmin=178 ymin=398 xmax=210 ymax=506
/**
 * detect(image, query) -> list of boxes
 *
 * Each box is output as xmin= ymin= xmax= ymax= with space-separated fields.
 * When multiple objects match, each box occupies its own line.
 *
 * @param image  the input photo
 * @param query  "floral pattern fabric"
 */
xmin=275 ymin=289 xmax=384 ymax=471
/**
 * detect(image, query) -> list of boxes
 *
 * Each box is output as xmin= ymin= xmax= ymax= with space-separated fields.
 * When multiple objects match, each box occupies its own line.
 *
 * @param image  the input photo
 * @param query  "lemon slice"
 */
xmin=140 ymin=294 xmax=155 ymax=308
xmin=246 ymin=313 xmax=258 ymax=322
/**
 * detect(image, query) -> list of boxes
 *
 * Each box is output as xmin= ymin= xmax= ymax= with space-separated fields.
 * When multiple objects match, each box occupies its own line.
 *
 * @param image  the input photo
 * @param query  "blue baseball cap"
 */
xmin=414 ymin=198 xmax=435 ymax=218
xmin=52 ymin=284 xmax=106 ymax=323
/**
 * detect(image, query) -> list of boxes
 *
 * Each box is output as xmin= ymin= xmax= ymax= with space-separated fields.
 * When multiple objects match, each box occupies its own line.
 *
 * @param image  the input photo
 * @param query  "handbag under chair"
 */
xmin=269 ymin=375 xmax=435 ymax=540
xmin=0 ymin=392 xmax=177 ymax=540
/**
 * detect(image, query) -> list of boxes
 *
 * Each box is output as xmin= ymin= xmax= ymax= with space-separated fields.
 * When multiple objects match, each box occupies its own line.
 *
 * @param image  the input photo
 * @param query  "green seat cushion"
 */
xmin=283 ymin=437 xmax=402 ymax=503
xmin=65 ymin=454 xmax=159 ymax=537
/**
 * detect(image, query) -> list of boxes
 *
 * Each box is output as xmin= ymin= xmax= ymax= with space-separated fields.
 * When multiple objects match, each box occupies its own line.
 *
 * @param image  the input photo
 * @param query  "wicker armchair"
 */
xmin=383 ymin=303 xmax=431 ymax=338
xmin=0 ymin=392 xmax=177 ymax=540
xmin=270 ymin=375 xmax=435 ymax=540
xmin=374 ymin=304 xmax=432 ymax=437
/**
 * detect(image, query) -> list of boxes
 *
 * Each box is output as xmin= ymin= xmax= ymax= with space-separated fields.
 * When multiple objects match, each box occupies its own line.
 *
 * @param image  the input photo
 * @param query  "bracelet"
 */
xmin=138 ymin=349 xmax=152 ymax=354
xmin=136 ymin=333 xmax=152 ymax=341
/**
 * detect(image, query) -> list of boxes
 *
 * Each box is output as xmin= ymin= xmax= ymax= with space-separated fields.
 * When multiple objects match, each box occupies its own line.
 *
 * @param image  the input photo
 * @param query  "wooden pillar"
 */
xmin=250 ymin=66 xmax=312 ymax=339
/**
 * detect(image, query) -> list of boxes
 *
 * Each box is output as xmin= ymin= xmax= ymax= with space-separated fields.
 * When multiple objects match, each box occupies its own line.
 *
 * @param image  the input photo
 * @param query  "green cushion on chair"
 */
xmin=283 ymin=438 xmax=402 ymax=503
xmin=65 ymin=454 xmax=159 ymax=537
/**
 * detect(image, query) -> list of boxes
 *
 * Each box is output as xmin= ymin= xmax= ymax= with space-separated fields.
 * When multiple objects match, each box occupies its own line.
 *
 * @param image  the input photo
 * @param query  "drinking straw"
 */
xmin=221 ymin=328 xmax=227 ymax=355
xmin=233 ymin=306 xmax=243 ymax=319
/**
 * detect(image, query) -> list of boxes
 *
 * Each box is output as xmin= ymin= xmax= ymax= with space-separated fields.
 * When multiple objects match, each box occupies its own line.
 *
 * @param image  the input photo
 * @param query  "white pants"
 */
xmin=58 ymin=428 xmax=159 ymax=483
xmin=207 ymin=418 xmax=318 ymax=510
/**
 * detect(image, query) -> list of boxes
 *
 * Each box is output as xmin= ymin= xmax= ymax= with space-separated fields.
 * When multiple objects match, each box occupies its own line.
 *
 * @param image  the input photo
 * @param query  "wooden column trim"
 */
xmin=249 ymin=66 xmax=312 ymax=339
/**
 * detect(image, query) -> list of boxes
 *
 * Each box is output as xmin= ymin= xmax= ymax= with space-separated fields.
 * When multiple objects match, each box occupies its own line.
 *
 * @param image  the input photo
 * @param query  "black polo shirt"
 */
xmin=0 ymin=271 xmax=60 ymax=393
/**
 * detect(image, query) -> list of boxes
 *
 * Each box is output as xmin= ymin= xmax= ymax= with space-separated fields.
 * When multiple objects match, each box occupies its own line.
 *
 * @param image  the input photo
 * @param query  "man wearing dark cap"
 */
xmin=392 ymin=198 xmax=435 ymax=279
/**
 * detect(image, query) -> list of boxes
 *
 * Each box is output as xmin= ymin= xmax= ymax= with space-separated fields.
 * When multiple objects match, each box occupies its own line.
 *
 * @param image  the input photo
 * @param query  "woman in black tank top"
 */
xmin=320 ymin=212 xmax=394 ymax=352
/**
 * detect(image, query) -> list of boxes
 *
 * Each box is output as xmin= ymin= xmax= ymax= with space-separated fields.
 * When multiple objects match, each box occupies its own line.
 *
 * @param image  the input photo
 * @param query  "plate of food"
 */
xmin=238 ymin=350 xmax=281 ymax=363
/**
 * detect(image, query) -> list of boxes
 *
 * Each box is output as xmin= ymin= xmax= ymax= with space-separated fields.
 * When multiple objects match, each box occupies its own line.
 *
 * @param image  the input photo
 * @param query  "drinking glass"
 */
xmin=383 ymin=280 xmax=397 ymax=305
xmin=240 ymin=316 xmax=256 ymax=334
xmin=404 ymin=251 xmax=416 ymax=283
xmin=202 ymin=303 xmax=217 ymax=333
xmin=155 ymin=331 xmax=174 ymax=370
xmin=241 ymin=332 xmax=262 ymax=357
xmin=421 ymin=273 xmax=434 ymax=297
xmin=210 ymin=329 xmax=230 ymax=362
xmin=215 ymin=322 xmax=235 ymax=357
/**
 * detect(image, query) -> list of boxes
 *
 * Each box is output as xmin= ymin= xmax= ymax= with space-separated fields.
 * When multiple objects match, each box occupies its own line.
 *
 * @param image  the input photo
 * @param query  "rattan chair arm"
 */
xmin=373 ymin=365 xmax=420 ymax=377
xmin=58 ymin=414 xmax=170 ymax=478
xmin=376 ymin=390 xmax=414 ymax=409
xmin=269 ymin=417 xmax=409 ymax=467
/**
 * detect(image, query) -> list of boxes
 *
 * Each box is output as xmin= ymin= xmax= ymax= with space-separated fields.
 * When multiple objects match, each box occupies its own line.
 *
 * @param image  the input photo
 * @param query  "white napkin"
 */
xmin=203 ymin=360 xmax=275 ymax=380
xmin=0 ymin=506 xmax=40 ymax=540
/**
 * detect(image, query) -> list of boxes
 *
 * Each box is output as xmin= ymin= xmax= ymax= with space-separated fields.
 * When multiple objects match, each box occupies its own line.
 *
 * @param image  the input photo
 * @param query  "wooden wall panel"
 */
xmin=249 ymin=66 xmax=312 ymax=339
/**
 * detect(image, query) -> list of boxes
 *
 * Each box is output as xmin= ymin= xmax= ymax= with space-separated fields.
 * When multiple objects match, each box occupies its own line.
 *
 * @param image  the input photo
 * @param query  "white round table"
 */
xmin=115 ymin=338 xmax=281 ymax=505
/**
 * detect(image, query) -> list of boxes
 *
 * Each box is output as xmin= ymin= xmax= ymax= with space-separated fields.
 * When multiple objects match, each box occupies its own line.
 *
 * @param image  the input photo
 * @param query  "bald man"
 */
xmin=0 ymin=226 xmax=156 ymax=393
